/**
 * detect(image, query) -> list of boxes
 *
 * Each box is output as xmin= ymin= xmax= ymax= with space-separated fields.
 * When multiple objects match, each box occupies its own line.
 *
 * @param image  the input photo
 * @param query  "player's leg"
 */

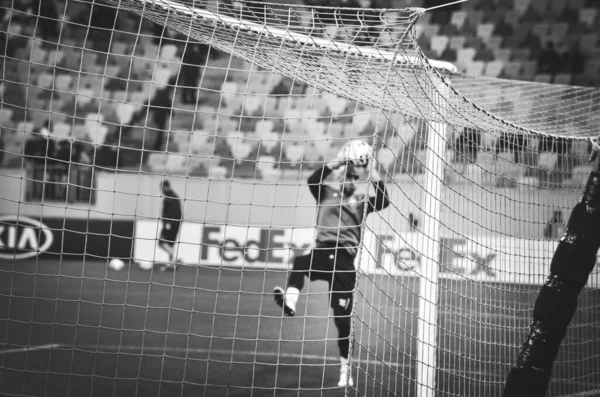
xmin=330 ymin=252 xmax=357 ymax=387
xmin=274 ymin=251 xmax=315 ymax=316
xmin=332 ymin=290 xmax=354 ymax=387
xmin=157 ymin=240 xmax=175 ymax=271
xmin=157 ymin=221 xmax=181 ymax=271
xmin=503 ymin=171 xmax=600 ymax=397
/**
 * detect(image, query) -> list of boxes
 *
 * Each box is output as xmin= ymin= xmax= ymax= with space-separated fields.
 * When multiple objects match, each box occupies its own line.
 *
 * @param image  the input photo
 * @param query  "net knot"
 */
xmin=406 ymin=7 xmax=426 ymax=17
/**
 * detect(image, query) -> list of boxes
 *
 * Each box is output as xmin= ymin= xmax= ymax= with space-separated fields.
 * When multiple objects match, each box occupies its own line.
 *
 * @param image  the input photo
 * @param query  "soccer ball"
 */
xmin=338 ymin=140 xmax=372 ymax=168
xmin=108 ymin=258 xmax=125 ymax=271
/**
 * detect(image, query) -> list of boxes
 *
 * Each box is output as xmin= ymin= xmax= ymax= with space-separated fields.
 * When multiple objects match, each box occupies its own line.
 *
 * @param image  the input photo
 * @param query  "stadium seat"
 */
xmin=580 ymin=34 xmax=598 ymax=54
xmin=303 ymin=141 xmax=322 ymax=165
xmin=582 ymin=60 xmax=600 ymax=81
xmin=36 ymin=73 xmax=54 ymax=89
xmin=132 ymin=56 xmax=153 ymax=73
xmin=29 ymin=110 xmax=48 ymax=128
xmin=76 ymin=88 xmax=94 ymax=107
xmin=476 ymin=23 xmax=495 ymax=42
xmin=104 ymin=65 xmax=121 ymax=79
xmin=229 ymin=137 xmax=254 ymax=162
xmin=484 ymin=61 xmax=504 ymax=77
xmin=449 ymin=36 xmax=466 ymax=51
xmin=521 ymin=61 xmax=538 ymax=79
xmin=46 ymin=49 xmax=65 ymax=66
xmin=255 ymin=119 xmax=275 ymax=134
xmin=146 ymin=152 xmax=166 ymax=172
xmin=241 ymin=95 xmax=262 ymax=114
xmin=165 ymin=153 xmax=187 ymax=173
xmin=549 ymin=23 xmax=569 ymax=43
xmin=579 ymin=8 xmax=597 ymax=28
xmin=52 ymin=122 xmax=71 ymax=139
xmin=352 ymin=113 xmax=372 ymax=133
xmin=170 ymin=130 xmax=190 ymax=151
xmin=554 ymin=73 xmax=572 ymax=85
xmin=0 ymin=108 xmax=13 ymax=125
xmin=111 ymin=42 xmax=129 ymax=55
xmin=324 ymin=95 xmax=347 ymax=116
xmin=327 ymin=122 xmax=344 ymax=139
xmin=532 ymin=22 xmax=551 ymax=41
xmin=284 ymin=141 xmax=305 ymax=165
xmin=159 ymin=44 xmax=178 ymax=62
xmin=474 ymin=46 xmax=495 ymax=62
xmin=71 ymin=124 xmax=90 ymax=142
xmin=143 ymin=44 xmax=160 ymax=61
xmin=431 ymin=35 xmax=450 ymax=57
xmin=493 ymin=48 xmax=512 ymax=62
xmin=31 ymin=48 xmax=47 ymax=64
xmin=128 ymin=91 xmax=148 ymax=106
xmin=152 ymin=66 xmax=172 ymax=87
xmin=85 ymin=119 xmax=109 ymax=145
xmin=115 ymin=103 xmax=137 ymax=125
xmin=307 ymin=121 xmax=327 ymax=141
xmin=209 ymin=165 xmax=228 ymax=179
xmin=503 ymin=11 xmax=520 ymax=28
xmin=256 ymin=155 xmax=278 ymax=178
xmin=422 ymin=24 xmax=441 ymax=39
xmin=189 ymin=130 xmax=209 ymax=152
xmin=82 ymin=51 xmax=100 ymax=73
xmin=55 ymin=74 xmax=73 ymax=92
xmin=7 ymin=23 xmax=23 ymax=36
xmin=16 ymin=121 xmax=35 ymax=133
xmin=466 ymin=11 xmax=484 ymax=27
xmin=457 ymin=48 xmax=476 ymax=65
xmin=486 ymin=36 xmax=503 ymax=49
xmin=534 ymin=74 xmax=553 ymax=84
xmin=466 ymin=61 xmax=485 ymax=76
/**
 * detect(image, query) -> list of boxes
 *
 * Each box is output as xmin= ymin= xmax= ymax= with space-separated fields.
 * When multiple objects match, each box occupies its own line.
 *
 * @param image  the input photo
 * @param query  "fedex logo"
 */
xmin=376 ymin=234 xmax=496 ymax=277
xmin=0 ymin=216 xmax=54 ymax=260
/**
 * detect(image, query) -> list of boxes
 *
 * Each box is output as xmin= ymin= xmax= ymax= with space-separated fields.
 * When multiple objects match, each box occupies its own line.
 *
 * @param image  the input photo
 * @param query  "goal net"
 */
xmin=0 ymin=0 xmax=599 ymax=396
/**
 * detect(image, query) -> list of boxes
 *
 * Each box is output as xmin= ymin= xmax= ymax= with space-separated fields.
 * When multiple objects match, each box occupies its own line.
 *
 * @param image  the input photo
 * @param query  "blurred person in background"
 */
xmin=157 ymin=180 xmax=183 ymax=271
xmin=544 ymin=210 xmax=565 ymax=240
xmin=179 ymin=43 xmax=210 ymax=105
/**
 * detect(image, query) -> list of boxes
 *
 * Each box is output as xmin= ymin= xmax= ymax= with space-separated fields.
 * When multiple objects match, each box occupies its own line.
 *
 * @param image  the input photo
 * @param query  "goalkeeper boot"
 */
xmin=273 ymin=286 xmax=295 ymax=316
xmin=338 ymin=362 xmax=354 ymax=387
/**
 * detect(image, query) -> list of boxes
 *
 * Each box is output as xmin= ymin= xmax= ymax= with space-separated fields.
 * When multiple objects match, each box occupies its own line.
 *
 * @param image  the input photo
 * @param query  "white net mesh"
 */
xmin=0 ymin=1 xmax=599 ymax=397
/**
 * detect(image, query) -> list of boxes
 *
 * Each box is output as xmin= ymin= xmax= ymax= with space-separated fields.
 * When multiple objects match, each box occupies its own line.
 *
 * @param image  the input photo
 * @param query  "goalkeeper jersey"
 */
xmin=308 ymin=165 xmax=390 ymax=258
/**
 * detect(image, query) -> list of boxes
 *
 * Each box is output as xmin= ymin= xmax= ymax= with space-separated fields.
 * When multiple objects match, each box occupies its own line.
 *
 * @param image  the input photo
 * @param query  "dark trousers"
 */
xmin=288 ymin=245 xmax=356 ymax=358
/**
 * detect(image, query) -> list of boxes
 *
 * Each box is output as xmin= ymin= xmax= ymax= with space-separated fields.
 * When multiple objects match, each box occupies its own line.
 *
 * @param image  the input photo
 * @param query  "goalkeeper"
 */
xmin=273 ymin=140 xmax=390 ymax=387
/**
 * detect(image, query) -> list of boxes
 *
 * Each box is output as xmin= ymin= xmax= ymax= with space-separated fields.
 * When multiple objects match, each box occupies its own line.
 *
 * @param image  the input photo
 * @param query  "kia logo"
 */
xmin=0 ymin=216 xmax=54 ymax=260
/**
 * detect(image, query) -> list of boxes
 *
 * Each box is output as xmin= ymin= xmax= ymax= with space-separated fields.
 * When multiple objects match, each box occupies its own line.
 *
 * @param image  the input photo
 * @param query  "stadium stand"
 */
xmin=1 ymin=0 xmax=599 ymax=186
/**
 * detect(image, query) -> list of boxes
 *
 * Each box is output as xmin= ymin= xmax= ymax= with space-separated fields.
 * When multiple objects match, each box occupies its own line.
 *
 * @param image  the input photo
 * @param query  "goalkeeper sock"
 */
xmin=285 ymin=287 xmax=300 ymax=312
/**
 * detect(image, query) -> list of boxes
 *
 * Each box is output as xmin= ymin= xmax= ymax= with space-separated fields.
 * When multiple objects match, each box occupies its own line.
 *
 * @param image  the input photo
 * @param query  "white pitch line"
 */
xmin=62 ymin=343 xmax=413 ymax=369
xmin=57 ymin=344 xmax=497 ymax=377
xmin=0 ymin=343 xmax=60 ymax=355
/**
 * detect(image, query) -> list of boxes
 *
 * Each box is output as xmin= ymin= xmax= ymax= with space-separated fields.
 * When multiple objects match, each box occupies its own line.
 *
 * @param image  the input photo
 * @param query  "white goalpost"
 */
xmin=415 ymin=79 xmax=448 ymax=397
xmin=1 ymin=1 xmax=600 ymax=397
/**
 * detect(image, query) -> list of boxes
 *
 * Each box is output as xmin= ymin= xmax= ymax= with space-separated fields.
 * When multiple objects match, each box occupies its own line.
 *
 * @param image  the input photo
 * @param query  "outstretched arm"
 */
xmin=367 ymin=169 xmax=390 ymax=213
xmin=307 ymin=159 xmax=345 ymax=202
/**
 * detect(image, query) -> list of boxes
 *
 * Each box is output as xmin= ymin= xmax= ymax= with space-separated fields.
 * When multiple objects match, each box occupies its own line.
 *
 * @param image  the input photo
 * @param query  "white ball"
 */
xmin=339 ymin=140 xmax=372 ymax=167
xmin=109 ymin=258 xmax=125 ymax=271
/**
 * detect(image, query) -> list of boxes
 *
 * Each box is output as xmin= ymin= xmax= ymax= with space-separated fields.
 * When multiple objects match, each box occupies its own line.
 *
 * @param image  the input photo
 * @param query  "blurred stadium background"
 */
xmin=1 ymin=0 xmax=600 ymax=396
